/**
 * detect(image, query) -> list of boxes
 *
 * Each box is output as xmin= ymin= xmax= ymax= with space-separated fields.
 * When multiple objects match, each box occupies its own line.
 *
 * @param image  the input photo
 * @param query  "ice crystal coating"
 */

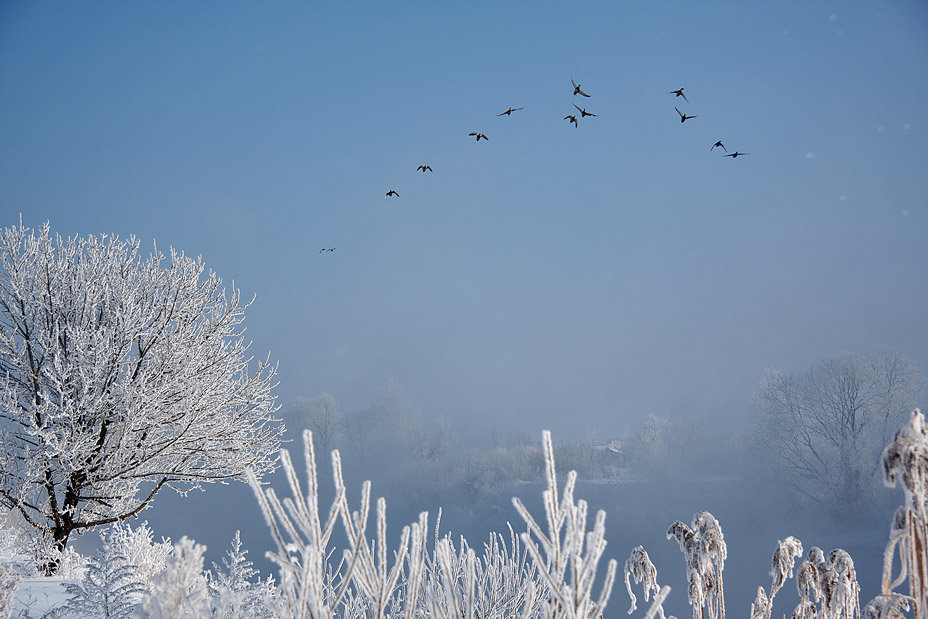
xmin=0 ymin=220 xmax=283 ymax=558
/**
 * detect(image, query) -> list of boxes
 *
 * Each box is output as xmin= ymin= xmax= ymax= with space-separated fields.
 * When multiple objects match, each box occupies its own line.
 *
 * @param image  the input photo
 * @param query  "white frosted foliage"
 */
xmin=143 ymin=536 xmax=212 ymax=617
xmin=249 ymin=429 xmax=616 ymax=618
xmin=0 ymin=220 xmax=283 ymax=557
xmin=512 ymin=430 xmax=618 ymax=619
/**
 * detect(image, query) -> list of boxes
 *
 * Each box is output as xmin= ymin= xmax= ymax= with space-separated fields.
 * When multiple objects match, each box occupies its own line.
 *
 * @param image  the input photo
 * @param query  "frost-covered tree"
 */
xmin=0 ymin=220 xmax=283 ymax=566
xmin=625 ymin=413 xmax=706 ymax=481
xmin=342 ymin=379 xmax=420 ymax=467
xmin=752 ymin=351 xmax=923 ymax=516
xmin=627 ymin=414 xmax=676 ymax=477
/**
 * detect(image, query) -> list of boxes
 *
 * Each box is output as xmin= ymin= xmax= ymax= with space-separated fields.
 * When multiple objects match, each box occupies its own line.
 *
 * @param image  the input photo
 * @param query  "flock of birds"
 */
xmin=321 ymin=78 xmax=750 ymax=254
xmin=668 ymin=86 xmax=749 ymax=157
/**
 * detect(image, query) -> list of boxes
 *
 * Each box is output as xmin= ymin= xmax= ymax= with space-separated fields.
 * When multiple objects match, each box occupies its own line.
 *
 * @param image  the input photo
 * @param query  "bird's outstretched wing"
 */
xmin=571 ymin=77 xmax=590 ymax=97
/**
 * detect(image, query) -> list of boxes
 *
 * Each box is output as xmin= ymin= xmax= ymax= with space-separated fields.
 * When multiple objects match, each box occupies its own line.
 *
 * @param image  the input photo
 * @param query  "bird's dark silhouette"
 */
xmin=498 ymin=107 xmax=524 ymax=116
xmin=668 ymin=88 xmax=688 ymax=102
xmin=564 ymin=114 xmax=579 ymax=127
xmin=417 ymin=164 xmax=433 ymax=172
xmin=711 ymin=140 xmax=727 ymax=152
xmin=385 ymin=190 xmax=399 ymax=199
xmin=724 ymin=151 xmax=749 ymax=158
xmin=571 ymin=78 xmax=591 ymax=97
xmin=469 ymin=132 xmax=489 ymax=141
xmin=319 ymin=248 xmax=335 ymax=253
xmin=675 ymin=107 xmax=697 ymax=123
xmin=573 ymin=103 xmax=597 ymax=117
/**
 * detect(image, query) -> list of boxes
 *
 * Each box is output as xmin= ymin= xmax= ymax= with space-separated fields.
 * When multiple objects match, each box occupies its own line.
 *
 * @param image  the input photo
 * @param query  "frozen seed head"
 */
xmin=771 ymin=536 xmax=804 ymax=592
xmin=881 ymin=409 xmax=928 ymax=517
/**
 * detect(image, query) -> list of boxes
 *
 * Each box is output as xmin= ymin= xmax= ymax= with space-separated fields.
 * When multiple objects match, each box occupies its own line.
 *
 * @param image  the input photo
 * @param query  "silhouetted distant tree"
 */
xmin=284 ymin=394 xmax=342 ymax=455
xmin=752 ymin=350 xmax=923 ymax=517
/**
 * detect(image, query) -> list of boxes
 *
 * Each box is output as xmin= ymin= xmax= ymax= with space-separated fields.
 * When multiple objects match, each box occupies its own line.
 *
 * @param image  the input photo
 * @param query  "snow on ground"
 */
xmin=9 ymin=578 xmax=77 ymax=618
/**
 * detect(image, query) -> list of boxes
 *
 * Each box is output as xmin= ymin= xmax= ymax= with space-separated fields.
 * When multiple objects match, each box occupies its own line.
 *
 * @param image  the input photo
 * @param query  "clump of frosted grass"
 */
xmin=666 ymin=511 xmax=727 ymax=619
xmin=248 ymin=429 xmax=616 ymax=618
xmin=792 ymin=546 xmax=861 ymax=619
xmin=511 ymin=430 xmax=618 ymax=619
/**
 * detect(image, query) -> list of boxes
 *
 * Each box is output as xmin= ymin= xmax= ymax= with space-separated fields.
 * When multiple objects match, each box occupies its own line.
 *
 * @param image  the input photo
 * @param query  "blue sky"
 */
xmin=1 ymin=1 xmax=926 ymax=438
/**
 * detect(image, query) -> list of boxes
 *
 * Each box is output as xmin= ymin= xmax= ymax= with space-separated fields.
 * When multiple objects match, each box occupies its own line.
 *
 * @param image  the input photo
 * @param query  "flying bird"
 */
xmin=573 ymin=103 xmax=597 ymax=117
xmin=710 ymin=140 xmax=727 ymax=152
xmin=564 ymin=114 xmax=579 ymax=127
xmin=675 ymin=107 xmax=697 ymax=123
xmin=417 ymin=164 xmax=433 ymax=172
xmin=469 ymin=132 xmax=489 ymax=141
xmin=724 ymin=151 xmax=749 ymax=158
xmin=385 ymin=190 xmax=399 ymax=199
xmin=319 ymin=248 xmax=335 ymax=253
xmin=571 ymin=78 xmax=591 ymax=97
xmin=668 ymin=88 xmax=689 ymax=102
xmin=498 ymin=107 xmax=524 ymax=116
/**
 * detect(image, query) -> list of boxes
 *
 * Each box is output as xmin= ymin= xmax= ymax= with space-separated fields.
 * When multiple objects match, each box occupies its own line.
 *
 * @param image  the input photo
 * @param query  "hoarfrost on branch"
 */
xmin=0 ymin=220 xmax=283 ymax=559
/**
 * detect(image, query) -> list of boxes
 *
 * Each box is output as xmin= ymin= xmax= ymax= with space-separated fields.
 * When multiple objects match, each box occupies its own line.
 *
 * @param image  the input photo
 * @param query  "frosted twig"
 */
xmin=514 ymin=430 xmax=617 ymax=618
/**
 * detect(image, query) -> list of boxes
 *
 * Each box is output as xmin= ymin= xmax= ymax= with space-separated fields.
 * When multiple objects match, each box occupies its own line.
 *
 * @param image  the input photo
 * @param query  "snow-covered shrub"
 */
xmin=0 ymin=508 xmax=32 ymax=616
xmin=11 ymin=521 xmax=171 ymax=618
xmin=142 ymin=536 xmax=211 ymax=617
xmin=61 ymin=546 xmax=145 ymax=619
xmin=207 ymin=530 xmax=281 ymax=618
xmin=0 ymin=562 xmax=22 ymax=619
xmin=0 ymin=508 xmax=30 ymax=560
xmin=28 ymin=532 xmax=88 ymax=581
xmin=103 ymin=521 xmax=172 ymax=589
